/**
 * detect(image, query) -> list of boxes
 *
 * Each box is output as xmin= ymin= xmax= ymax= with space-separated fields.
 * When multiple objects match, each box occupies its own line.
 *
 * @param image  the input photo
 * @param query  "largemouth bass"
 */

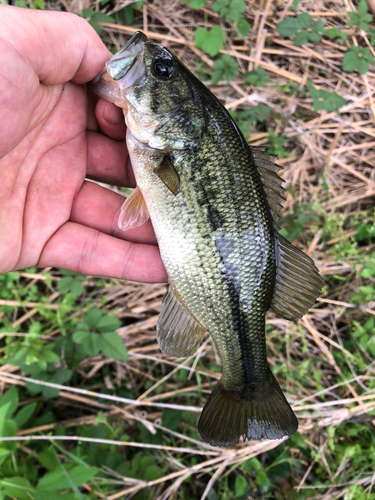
xmin=88 ymin=32 xmax=322 ymax=447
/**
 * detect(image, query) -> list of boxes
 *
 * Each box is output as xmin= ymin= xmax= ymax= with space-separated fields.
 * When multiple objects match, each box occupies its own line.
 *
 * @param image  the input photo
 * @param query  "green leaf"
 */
xmin=237 ymin=16 xmax=251 ymax=37
xmin=0 ymin=478 xmax=34 ymax=500
xmin=0 ymin=402 xmax=12 ymax=437
xmin=38 ymin=448 xmax=60 ymax=471
xmin=96 ymin=315 xmax=121 ymax=332
xmin=84 ymin=308 xmax=103 ymax=327
xmin=307 ymin=81 xmax=347 ymax=112
xmin=194 ymin=26 xmax=224 ymax=56
xmin=255 ymin=470 xmax=271 ymax=491
xmin=0 ymin=447 xmax=10 ymax=466
xmin=246 ymin=67 xmax=270 ymax=87
xmin=211 ymin=54 xmax=239 ymax=84
xmin=297 ymin=12 xmax=313 ymax=29
xmin=343 ymin=46 xmax=374 ymax=74
xmin=73 ymin=330 xmax=101 ymax=356
xmin=187 ymin=0 xmax=206 ymax=8
xmin=119 ymin=5 xmax=134 ymax=24
xmin=294 ymin=30 xmax=309 ymax=46
xmin=289 ymin=0 xmax=300 ymax=10
xmin=81 ymin=8 xmax=94 ymax=17
xmin=14 ymin=402 xmax=37 ymax=428
xmin=144 ymin=465 xmax=163 ymax=481
xmin=323 ymin=28 xmax=348 ymax=45
xmin=37 ymin=464 xmax=100 ymax=491
xmin=0 ymin=384 xmax=18 ymax=418
xmin=312 ymin=19 xmax=325 ymax=33
xmin=100 ymin=332 xmax=129 ymax=361
xmin=90 ymin=12 xmax=115 ymax=23
xmin=358 ymin=0 xmax=368 ymax=16
xmin=276 ymin=17 xmax=300 ymax=37
xmin=234 ymin=475 xmax=248 ymax=497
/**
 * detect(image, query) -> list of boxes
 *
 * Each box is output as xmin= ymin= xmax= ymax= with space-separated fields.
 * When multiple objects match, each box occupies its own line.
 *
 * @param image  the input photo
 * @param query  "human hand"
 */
xmin=0 ymin=6 xmax=167 ymax=283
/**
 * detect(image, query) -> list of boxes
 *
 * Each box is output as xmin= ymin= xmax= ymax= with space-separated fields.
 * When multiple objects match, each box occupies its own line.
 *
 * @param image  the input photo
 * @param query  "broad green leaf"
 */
xmin=0 ymin=385 xmax=18 ymax=418
xmin=297 ymin=12 xmax=312 ymax=29
xmin=294 ymin=30 xmax=309 ymax=46
xmin=90 ymin=12 xmax=115 ymax=23
xmin=84 ymin=308 xmax=102 ymax=327
xmin=324 ymin=27 xmax=347 ymax=44
xmin=211 ymin=54 xmax=239 ymax=84
xmin=276 ymin=17 xmax=300 ymax=37
xmin=144 ymin=465 xmax=162 ymax=481
xmin=312 ymin=19 xmax=324 ymax=33
xmin=0 ymin=477 xmax=34 ymax=500
xmin=246 ymin=67 xmax=270 ymax=87
xmin=73 ymin=330 xmax=101 ymax=356
xmin=119 ymin=5 xmax=134 ymax=24
xmin=0 ymin=402 xmax=11 ymax=436
xmin=0 ymin=448 xmax=10 ymax=466
xmin=97 ymin=315 xmax=121 ymax=332
xmin=255 ymin=470 xmax=271 ymax=491
xmin=358 ymin=0 xmax=368 ymax=16
xmin=3 ymin=419 xmax=17 ymax=450
xmin=37 ymin=464 xmax=100 ymax=491
xmin=100 ymin=332 xmax=129 ymax=361
xmin=38 ymin=447 xmax=60 ymax=470
xmin=234 ymin=475 xmax=248 ymax=497
xmin=187 ymin=0 xmax=206 ymax=7
xmin=194 ymin=26 xmax=224 ymax=57
xmin=237 ymin=16 xmax=251 ymax=37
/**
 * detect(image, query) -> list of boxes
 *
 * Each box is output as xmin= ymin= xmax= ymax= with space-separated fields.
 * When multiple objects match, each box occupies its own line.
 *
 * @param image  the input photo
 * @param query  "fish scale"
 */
xmin=88 ymin=31 xmax=322 ymax=446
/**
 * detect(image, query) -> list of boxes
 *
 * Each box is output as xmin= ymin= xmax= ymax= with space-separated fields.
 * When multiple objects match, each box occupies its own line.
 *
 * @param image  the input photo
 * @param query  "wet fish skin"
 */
xmin=88 ymin=32 xmax=322 ymax=446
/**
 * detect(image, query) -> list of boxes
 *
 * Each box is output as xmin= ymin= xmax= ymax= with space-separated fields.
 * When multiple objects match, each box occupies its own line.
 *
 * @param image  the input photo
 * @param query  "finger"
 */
xmin=70 ymin=180 xmax=158 ymax=245
xmin=96 ymin=98 xmax=126 ymax=141
xmin=1 ymin=6 xmax=110 ymax=85
xmin=86 ymin=131 xmax=135 ymax=187
xmin=38 ymin=221 xmax=167 ymax=283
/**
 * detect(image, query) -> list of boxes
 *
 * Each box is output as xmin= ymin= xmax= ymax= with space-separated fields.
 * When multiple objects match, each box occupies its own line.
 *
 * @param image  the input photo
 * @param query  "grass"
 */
xmin=1 ymin=0 xmax=375 ymax=498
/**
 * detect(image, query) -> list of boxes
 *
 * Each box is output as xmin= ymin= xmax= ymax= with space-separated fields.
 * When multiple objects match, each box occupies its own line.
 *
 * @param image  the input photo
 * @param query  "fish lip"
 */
xmin=106 ymin=31 xmax=148 ymax=81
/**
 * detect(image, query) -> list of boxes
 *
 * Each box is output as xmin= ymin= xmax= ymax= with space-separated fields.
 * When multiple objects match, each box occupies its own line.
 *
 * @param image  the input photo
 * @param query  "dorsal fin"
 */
xmin=251 ymin=146 xmax=285 ymax=222
xmin=157 ymin=287 xmax=207 ymax=358
xmin=270 ymin=234 xmax=322 ymax=321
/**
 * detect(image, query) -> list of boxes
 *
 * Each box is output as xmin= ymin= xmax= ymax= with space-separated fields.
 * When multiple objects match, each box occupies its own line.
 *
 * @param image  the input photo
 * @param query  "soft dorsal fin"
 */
xmin=270 ymin=234 xmax=322 ymax=321
xmin=251 ymin=147 xmax=285 ymax=222
xmin=118 ymin=186 xmax=150 ymax=231
xmin=157 ymin=287 xmax=207 ymax=358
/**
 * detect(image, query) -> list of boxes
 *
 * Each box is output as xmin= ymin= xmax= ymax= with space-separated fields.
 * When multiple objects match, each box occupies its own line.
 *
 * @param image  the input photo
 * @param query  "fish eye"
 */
xmin=152 ymin=58 xmax=175 ymax=80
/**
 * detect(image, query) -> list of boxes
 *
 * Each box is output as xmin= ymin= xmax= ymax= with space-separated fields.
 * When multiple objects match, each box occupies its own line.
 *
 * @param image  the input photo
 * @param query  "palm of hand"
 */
xmin=0 ymin=7 xmax=167 ymax=283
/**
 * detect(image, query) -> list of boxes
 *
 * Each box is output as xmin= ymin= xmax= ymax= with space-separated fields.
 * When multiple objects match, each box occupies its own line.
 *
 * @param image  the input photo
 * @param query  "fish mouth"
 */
xmin=87 ymin=31 xmax=148 ymax=106
xmin=106 ymin=31 xmax=148 ymax=80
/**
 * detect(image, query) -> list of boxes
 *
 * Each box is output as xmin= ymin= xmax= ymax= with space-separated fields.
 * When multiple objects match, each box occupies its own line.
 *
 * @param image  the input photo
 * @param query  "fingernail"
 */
xmin=103 ymin=102 xmax=124 ymax=125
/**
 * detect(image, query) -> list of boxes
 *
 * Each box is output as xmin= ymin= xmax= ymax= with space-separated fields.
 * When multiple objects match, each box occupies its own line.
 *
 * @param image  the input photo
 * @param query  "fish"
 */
xmin=88 ymin=32 xmax=322 ymax=447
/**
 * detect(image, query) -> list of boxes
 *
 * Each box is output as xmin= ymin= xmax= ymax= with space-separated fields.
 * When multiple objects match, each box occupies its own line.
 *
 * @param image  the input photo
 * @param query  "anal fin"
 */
xmin=157 ymin=287 xmax=206 ymax=358
xmin=270 ymin=234 xmax=322 ymax=321
xmin=118 ymin=186 xmax=150 ymax=231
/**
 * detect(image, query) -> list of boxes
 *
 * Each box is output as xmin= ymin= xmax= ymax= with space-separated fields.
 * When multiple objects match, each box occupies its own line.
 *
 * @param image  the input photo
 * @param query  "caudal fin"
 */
xmin=198 ymin=374 xmax=298 ymax=447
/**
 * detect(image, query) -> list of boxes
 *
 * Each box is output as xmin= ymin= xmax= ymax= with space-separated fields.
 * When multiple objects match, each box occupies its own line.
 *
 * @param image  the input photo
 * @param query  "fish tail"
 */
xmin=198 ymin=373 xmax=298 ymax=447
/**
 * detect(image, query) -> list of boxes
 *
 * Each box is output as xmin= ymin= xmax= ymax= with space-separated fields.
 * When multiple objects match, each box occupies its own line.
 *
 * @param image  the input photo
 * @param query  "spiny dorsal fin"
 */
xmin=270 ymin=234 xmax=322 ymax=321
xmin=251 ymin=147 xmax=285 ymax=222
xmin=157 ymin=287 xmax=206 ymax=358
xmin=118 ymin=186 xmax=150 ymax=231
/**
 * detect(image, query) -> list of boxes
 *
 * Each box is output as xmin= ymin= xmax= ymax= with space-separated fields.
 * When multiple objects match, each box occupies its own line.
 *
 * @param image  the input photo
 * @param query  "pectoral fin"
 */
xmin=153 ymin=156 xmax=180 ymax=195
xmin=157 ymin=287 xmax=206 ymax=358
xmin=118 ymin=186 xmax=150 ymax=231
